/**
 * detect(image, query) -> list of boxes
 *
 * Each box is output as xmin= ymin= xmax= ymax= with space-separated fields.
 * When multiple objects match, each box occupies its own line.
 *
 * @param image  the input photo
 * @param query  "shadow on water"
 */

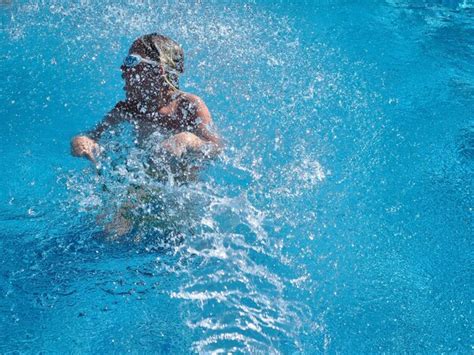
xmin=456 ymin=125 xmax=474 ymax=161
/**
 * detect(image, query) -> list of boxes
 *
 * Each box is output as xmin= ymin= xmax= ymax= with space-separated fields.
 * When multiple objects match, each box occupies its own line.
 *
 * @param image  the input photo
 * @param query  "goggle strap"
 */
xmin=125 ymin=54 xmax=160 ymax=67
xmin=139 ymin=56 xmax=160 ymax=66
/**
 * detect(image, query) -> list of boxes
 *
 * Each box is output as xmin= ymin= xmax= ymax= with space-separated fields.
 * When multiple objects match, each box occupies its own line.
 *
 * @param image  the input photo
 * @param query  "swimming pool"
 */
xmin=1 ymin=0 xmax=472 ymax=352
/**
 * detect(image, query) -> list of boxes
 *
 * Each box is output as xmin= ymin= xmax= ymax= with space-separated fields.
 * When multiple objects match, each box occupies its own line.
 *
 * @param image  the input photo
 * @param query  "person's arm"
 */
xmin=71 ymin=103 xmax=126 ymax=162
xmin=193 ymin=96 xmax=223 ymax=154
xmin=161 ymin=95 xmax=223 ymax=157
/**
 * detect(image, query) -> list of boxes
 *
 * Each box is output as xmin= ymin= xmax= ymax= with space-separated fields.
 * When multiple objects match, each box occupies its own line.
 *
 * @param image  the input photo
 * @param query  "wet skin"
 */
xmin=71 ymin=55 xmax=221 ymax=161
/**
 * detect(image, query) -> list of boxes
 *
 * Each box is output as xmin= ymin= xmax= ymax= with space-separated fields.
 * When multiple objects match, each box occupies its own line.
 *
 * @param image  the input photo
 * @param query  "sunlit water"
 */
xmin=1 ymin=0 xmax=472 ymax=353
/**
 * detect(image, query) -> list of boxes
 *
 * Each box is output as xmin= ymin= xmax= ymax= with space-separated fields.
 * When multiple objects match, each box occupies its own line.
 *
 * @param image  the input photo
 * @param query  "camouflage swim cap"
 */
xmin=146 ymin=34 xmax=184 ymax=74
xmin=129 ymin=33 xmax=184 ymax=89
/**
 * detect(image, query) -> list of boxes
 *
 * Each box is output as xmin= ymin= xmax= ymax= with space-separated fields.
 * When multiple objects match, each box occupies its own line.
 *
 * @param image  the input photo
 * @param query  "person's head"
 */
xmin=121 ymin=33 xmax=184 ymax=103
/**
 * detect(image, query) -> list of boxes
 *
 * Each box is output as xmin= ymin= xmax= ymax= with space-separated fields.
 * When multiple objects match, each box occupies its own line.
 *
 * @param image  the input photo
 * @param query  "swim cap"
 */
xmin=129 ymin=33 xmax=184 ymax=89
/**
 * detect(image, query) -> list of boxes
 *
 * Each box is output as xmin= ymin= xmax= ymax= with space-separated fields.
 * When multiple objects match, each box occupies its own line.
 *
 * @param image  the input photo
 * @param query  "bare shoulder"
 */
xmin=179 ymin=92 xmax=207 ymax=109
xmin=177 ymin=93 xmax=221 ymax=146
xmin=180 ymin=92 xmax=202 ymax=103
xmin=179 ymin=92 xmax=211 ymax=121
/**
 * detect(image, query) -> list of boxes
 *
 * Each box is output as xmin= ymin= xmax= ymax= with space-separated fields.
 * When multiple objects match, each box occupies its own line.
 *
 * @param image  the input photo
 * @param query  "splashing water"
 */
xmin=1 ymin=0 xmax=472 ymax=353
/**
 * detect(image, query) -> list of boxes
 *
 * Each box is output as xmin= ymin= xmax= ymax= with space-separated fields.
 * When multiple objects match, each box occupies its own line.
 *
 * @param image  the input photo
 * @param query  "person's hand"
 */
xmin=71 ymin=136 xmax=100 ymax=162
xmin=161 ymin=132 xmax=203 ymax=157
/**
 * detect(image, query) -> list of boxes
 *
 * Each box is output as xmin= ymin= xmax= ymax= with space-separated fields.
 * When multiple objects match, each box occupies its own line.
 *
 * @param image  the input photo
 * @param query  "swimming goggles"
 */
xmin=123 ymin=54 xmax=160 ymax=68
xmin=123 ymin=53 xmax=181 ymax=92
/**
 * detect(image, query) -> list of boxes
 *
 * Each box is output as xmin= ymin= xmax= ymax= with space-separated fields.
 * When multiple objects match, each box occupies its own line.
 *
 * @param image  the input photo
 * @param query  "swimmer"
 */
xmin=70 ymin=34 xmax=223 ymax=239
xmin=71 ymin=33 xmax=222 ymax=167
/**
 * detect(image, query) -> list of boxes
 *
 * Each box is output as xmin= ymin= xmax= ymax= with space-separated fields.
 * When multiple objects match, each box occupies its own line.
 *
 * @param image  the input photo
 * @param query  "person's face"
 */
xmin=120 ymin=54 xmax=164 ymax=102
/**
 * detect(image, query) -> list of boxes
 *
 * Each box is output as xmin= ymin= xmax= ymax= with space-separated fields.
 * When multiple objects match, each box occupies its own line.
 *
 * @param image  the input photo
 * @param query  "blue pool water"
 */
xmin=1 ymin=0 xmax=472 ymax=353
